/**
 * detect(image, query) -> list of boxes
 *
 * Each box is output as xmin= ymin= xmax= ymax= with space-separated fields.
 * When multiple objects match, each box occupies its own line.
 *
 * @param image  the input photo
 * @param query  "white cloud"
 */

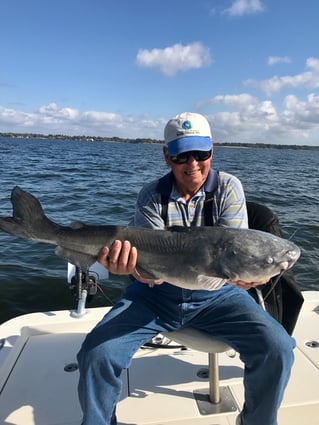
xmin=198 ymin=91 xmax=319 ymax=144
xmin=283 ymin=93 xmax=319 ymax=125
xmin=224 ymin=0 xmax=264 ymax=16
xmin=1 ymin=97 xmax=319 ymax=145
xmin=245 ymin=56 xmax=319 ymax=95
xmin=37 ymin=103 xmax=80 ymax=121
xmin=136 ymin=42 xmax=212 ymax=76
xmin=202 ymin=93 xmax=258 ymax=109
xmin=0 ymin=103 xmax=164 ymax=139
xmin=268 ymin=56 xmax=291 ymax=66
xmin=307 ymin=56 xmax=319 ymax=72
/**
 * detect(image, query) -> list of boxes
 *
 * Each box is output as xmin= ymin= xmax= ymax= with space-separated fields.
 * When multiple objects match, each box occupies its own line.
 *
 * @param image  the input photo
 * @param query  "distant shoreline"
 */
xmin=0 ymin=132 xmax=318 ymax=151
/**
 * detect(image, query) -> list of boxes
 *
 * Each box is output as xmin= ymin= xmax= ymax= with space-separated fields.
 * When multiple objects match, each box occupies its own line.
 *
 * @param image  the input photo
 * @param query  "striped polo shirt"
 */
xmin=130 ymin=169 xmax=248 ymax=230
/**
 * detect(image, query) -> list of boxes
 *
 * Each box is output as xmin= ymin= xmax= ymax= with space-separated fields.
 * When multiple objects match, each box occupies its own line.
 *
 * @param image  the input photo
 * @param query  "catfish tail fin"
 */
xmin=0 ymin=186 xmax=57 ymax=242
xmin=11 ymin=186 xmax=45 ymax=223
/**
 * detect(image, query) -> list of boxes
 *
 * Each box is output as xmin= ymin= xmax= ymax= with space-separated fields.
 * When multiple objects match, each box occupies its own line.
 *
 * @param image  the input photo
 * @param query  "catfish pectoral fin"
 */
xmin=55 ymin=246 xmax=97 ymax=269
xmin=197 ymin=275 xmax=228 ymax=290
xmin=135 ymin=265 xmax=158 ymax=280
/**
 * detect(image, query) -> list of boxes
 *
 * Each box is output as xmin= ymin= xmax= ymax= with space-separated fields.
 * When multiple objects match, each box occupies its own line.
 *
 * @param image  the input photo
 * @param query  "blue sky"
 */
xmin=1 ymin=0 xmax=319 ymax=145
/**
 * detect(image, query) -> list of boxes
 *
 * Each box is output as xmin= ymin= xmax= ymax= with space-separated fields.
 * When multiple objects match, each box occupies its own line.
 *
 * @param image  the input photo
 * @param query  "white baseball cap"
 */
xmin=164 ymin=112 xmax=212 ymax=156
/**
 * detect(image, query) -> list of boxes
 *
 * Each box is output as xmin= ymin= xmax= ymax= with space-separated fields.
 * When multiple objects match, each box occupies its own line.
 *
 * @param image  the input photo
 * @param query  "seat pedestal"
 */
xmin=194 ymin=386 xmax=238 ymax=415
xmin=163 ymin=328 xmax=239 ymax=415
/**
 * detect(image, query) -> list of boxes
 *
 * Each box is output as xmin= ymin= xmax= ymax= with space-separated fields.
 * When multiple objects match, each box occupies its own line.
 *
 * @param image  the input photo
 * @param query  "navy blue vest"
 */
xmin=156 ymin=169 xmax=219 ymax=226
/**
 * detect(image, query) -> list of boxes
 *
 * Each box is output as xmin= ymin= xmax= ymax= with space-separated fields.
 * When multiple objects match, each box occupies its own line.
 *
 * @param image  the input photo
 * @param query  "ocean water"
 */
xmin=0 ymin=138 xmax=318 ymax=323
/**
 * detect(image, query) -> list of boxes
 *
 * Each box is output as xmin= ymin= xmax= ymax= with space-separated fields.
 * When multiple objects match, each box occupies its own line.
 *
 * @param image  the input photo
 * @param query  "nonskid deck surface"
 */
xmin=0 ymin=291 xmax=318 ymax=425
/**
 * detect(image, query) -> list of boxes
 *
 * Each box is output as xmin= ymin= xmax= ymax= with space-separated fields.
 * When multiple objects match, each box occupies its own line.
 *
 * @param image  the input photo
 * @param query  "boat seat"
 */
xmin=162 ymin=327 xmax=236 ymax=411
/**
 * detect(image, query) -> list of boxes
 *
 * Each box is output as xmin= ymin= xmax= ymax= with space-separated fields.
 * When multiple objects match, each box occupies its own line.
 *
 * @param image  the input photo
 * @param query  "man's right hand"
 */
xmin=98 ymin=240 xmax=137 ymax=275
xmin=97 ymin=240 xmax=164 ymax=285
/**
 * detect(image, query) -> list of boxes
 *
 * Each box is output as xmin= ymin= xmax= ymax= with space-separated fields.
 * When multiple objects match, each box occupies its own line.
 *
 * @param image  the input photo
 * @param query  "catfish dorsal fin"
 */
xmin=166 ymin=225 xmax=192 ymax=233
xmin=70 ymin=221 xmax=87 ymax=230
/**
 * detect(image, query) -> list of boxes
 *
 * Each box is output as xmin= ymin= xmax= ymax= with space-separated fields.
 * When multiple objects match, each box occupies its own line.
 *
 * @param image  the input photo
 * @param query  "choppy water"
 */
xmin=0 ymin=138 xmax=318 ymax=323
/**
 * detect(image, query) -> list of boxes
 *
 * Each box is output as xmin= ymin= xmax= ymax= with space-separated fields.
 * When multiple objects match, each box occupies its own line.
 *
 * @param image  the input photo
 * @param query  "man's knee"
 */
xmin=258 ymin=320 xmax=295 ymax=367
xmin=77 ymin=329 xmax=116 ymax=369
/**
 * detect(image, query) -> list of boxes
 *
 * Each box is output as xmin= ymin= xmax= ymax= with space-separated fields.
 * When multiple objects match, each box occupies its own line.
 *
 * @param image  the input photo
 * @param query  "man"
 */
xmin=77 ymin=112 xmax=295 ymax=425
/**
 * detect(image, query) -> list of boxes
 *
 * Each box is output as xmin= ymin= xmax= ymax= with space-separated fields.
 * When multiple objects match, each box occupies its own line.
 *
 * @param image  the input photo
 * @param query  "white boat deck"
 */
xmin=0 ymin=291 xmax=318 ymax=425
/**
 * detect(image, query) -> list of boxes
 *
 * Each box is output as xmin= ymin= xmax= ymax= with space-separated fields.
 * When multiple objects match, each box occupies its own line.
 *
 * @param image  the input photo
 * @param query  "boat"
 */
xmin=0 ymin=261 xmax=319 ymax=425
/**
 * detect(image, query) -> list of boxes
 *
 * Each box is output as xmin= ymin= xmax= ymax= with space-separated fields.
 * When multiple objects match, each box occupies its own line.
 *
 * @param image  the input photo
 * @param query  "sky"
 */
xmin=1 ymin=0 xmax=319 ymax=145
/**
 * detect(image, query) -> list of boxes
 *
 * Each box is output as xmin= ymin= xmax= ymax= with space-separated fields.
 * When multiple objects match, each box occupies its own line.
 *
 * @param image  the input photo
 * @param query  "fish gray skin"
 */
xmin=0 ymin=186 xmax=300 ymax=290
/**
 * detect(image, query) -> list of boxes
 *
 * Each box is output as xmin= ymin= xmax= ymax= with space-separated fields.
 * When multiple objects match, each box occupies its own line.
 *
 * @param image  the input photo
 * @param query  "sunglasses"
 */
xmin=170 ymin=150 xmax=212 ymax=165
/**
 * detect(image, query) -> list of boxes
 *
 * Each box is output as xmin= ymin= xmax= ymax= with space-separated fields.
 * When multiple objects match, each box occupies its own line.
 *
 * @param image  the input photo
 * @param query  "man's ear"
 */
xmin=163 ymin=146 xmax=170 ymax=165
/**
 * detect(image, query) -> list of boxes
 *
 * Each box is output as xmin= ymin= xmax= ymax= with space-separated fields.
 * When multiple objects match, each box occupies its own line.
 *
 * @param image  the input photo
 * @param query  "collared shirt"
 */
xmin=130 ymin=169 xmax=248 ymax=230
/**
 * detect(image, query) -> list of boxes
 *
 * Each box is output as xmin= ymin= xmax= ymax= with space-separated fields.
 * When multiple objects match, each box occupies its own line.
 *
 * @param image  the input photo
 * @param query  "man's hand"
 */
xmin=97 ymin=240 xmax=164 ymax=285
xmin=228 ymin=278 xmax=269 ymax=291
xmin=98 ymin=240 xmax=137 ymax=275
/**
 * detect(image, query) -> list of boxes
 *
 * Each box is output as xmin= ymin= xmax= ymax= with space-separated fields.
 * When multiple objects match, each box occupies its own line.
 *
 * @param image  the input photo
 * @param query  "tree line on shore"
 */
xmin=0 ymin=132 xmax=318 ymax=150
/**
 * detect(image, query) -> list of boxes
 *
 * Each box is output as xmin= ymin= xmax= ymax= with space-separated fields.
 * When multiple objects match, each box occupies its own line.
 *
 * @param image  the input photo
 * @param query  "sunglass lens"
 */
xmin=170 ymin=150 xmax=211 ymax=164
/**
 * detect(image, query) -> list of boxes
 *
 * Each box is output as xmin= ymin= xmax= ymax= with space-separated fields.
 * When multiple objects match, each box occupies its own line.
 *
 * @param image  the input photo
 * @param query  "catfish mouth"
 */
xmin=223 ymin=247 xmax=301 ymax=283
xmin=289 ymin=248 xmax=301 ymax=261
xmin=281 ymin=247 xmax=301 ymax=270
xmin=267 ymin=247 xmax=301 ymax=279
xmin=264 ymin=246 xmax=301 ymax=278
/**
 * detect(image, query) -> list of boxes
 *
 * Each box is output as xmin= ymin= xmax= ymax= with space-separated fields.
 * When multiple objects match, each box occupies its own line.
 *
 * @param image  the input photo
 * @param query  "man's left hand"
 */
xmin=228 ymin=278 xmax=269 ymax=290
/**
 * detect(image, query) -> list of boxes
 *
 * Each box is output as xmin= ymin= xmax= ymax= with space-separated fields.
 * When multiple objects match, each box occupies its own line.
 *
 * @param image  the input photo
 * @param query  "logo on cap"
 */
xmin=182 ymin=120 xmax=192 ymax=130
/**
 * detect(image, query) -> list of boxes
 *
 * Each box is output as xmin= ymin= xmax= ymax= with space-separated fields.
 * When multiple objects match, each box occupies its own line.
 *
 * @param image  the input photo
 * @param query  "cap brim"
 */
xmin=167 ymin=136 xmax=212 ymax=156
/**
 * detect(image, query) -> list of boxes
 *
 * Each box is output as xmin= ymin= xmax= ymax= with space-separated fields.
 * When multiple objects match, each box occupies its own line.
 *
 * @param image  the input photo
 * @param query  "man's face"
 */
xmin=163 ymin=146 xmax=212 ymax=196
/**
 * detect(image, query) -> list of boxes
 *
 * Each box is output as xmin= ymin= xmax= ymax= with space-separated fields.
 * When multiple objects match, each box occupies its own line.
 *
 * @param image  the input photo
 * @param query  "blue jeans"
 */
xmin=77 ymin=282 xmax=295 ymax=425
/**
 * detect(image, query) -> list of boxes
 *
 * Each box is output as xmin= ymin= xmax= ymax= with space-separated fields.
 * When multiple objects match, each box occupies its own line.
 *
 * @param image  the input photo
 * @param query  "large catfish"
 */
xmin=0 ymin=187 xmax=300 ymax=290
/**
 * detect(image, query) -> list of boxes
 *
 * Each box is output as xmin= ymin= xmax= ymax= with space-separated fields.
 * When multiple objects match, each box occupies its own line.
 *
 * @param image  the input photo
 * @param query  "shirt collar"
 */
xmin=157 ymin=169 xmax=218 ymax=200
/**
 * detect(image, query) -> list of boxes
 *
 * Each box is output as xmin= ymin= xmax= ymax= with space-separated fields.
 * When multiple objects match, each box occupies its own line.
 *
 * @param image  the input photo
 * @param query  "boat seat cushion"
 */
xmin=162 ymin=327 xmax=231 ymax=353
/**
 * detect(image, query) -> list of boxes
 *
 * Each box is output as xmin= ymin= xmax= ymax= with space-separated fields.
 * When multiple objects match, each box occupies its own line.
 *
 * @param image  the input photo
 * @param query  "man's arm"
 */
xmin=215 ymin=173 xmax=248 ymax=229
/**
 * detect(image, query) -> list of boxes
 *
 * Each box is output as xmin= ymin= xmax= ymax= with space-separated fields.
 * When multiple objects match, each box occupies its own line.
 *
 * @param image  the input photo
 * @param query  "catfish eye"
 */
xmin=266 ymin=256 xmax=274 ymax=264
